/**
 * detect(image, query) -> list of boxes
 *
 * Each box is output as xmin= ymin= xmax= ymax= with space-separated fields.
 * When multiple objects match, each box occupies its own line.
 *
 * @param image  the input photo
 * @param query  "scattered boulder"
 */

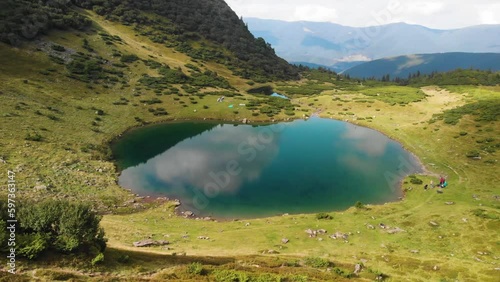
xmin=133 ymin=239 xmax=169 ymax=247
xmin=433 ymin=265 xmax=439 ymax=271
xmin=410 ymin=250 xmax=419 ymax=254
xmin=34 ymin=184 xmax=47 ymax=191
xmin=124 ymin=199 xmax=136 ymax=205
xmin=263 ymin=249 xmax=279 ymax=254
xmin=429 ymin=221 xmax=439 ymax=227
xmin=197 ymin=236 xmax=210 ymax=240
xmin=172 ymin=200 xmax=181 ymax=206
xmin=133 ymin=203 xmax=144 ymax=209
xmin=354 ymin=264 xmax=362 ymax=275
xmin=242 ymin=118 xmax=248 ymax=124
xmin=281 ymin=238 xmax=289 ymax=244
xmin=331 ymin=231 xmax=348 ymax=240
xmin=445 ymin=201 xmax=455 ymax=205
xmin=184 ymin=211 xmax=194 ymax=217
xmin=317 ymin=229 xmax=327 ymax=234
xmin=367 ymin=224 xmax=375 ymax=229
xmin=245 ymin=222 xmax=251 ymax=226
xmin=462 ymin=218 xmax=468 ymax=223
xmin=386 ymin=227 xmax=405 ymax=234
xmin=305 ymin=229 xmax=317 ymax=238
xmin=379 ymin=223 xmax=386 ymax=229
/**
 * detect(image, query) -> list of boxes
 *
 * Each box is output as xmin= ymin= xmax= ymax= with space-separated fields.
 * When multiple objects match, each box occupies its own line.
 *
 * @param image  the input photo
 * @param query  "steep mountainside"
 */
xmin=245 ymin=18 xmax=500 ymax=71
xmin=1 ymin=0 xmax=298 ymax=81
xmin=343 ymin=52 xmax=500 ymax=79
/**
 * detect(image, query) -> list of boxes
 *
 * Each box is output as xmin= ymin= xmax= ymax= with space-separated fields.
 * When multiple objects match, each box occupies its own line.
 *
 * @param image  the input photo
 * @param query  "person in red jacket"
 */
xmin=439 ymin=176 xmax=445 ymax=186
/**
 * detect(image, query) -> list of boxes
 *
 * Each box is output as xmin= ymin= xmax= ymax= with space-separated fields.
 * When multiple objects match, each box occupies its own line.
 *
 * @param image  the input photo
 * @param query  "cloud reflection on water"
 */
xmin=340 ymin=123 xmax=389 ymax=157
xmin=119 ymin=124 xmax=281 ymax=197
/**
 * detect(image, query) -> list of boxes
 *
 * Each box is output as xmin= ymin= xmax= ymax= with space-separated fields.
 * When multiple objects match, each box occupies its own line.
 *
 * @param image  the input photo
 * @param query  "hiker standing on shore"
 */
xmin=439 ymin=176 xmax=445 ymax=186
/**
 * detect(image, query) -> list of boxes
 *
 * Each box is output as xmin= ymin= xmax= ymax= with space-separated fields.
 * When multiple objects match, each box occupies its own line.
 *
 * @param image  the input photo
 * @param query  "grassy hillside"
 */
xmin=1 ymin=0 xmax=297 ymax=82
xmin=0 ymin=3 xmax=499 ymax=282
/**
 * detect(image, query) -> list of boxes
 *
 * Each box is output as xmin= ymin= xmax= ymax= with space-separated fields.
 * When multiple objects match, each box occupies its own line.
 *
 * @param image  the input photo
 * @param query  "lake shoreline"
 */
xmin=111 ymin=115 xmax=429 ymax=220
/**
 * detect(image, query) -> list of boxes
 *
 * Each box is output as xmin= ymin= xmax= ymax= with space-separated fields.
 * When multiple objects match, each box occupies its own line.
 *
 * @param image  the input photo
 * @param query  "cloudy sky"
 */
xmin=225 ymin=0 xmax=500 ymax=29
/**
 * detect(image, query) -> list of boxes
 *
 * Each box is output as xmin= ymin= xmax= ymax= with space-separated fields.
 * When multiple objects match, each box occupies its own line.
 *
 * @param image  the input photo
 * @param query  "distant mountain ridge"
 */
xmin=342 ymin=53 xmax=500 ymax=80
xmin=245 ymin=18 xmax=500 ymax=71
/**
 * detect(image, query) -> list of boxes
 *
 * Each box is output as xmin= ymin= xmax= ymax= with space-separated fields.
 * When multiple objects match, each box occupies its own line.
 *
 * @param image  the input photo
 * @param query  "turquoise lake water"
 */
xmin=112 ymin=118 xmax=422 ymax=218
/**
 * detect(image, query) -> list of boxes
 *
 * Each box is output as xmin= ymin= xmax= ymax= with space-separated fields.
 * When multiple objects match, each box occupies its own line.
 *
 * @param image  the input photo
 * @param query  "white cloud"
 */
xmin=405 ymin=2 xmax=445 ymax=16
xmin=336 ymin=54 xmax=372 ymax=62
xmin=293 ymin=5 xmax=338 ymax=22
xmin=479 ymin=9 xmax=500 ymax=25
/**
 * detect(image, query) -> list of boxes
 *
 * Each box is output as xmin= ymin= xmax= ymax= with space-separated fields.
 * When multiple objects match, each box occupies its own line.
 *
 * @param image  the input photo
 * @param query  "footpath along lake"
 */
xmin=112 ymin=117 xmax=423 ymax=218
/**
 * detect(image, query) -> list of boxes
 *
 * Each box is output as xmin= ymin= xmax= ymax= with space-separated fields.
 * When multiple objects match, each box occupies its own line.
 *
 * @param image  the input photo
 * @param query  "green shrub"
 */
xmin=120 ymin=54 xmax=139 ymax=63
xmin=187 ymin=262 xmax=204 ymax=275
xmin=18 ymin=233 xmax=49 ymax=259
xmin=47 ymin=114 xmax=60 ymax=121
xmin=51 ymin=44 xmax=65 ymax=52
xmin=304 ymin=257 xmax=331 ymax=268
xmin=472 ymin=209 xmax=499 ymax=219
xmin=466 ymin=151 xmax=480 ymax=158
xmin=254 ymin=273 xmax=283 ymax=282
xmin=212 ymin=269 xmax=248 ymax=282
xmin=332 ymin=267 xmax=353 ymax=278
xmin=409 ymin=176 xmax=423 ymax=184
xmin=316 ymin=212 xmax=332 ymax=220
xmin=139 ymin=98 xmax=162 ymax=105
xmin=289 ymin=275 xmax=308 ymax=282
xmin=91 ymin=253 xmax=104 ymax=266
xmin=17 ymin=200 xmax=106 ymax=256
xmin=354 ymin=201 xmax=365 ymax=209
xmin=25 ymin=132 xmax=43 ymax=142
